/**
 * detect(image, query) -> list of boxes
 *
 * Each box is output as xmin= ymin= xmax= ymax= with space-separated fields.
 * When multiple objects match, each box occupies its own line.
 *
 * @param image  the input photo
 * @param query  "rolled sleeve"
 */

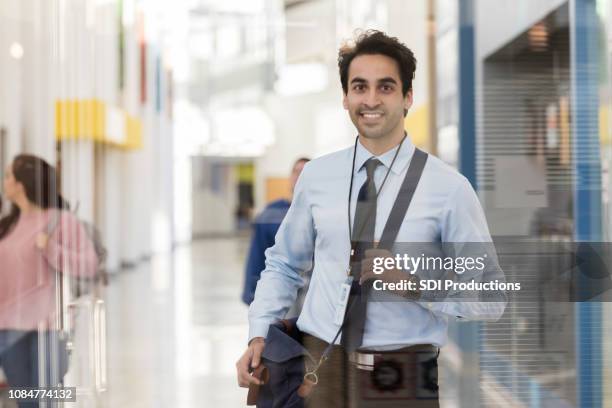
xmin=420 ymin=177 xmax=506 ymax=321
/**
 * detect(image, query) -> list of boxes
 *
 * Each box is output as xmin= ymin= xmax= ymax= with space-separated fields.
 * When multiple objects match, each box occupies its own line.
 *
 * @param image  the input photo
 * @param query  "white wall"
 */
xmin=387 ymin=0 xmax=429 ymax=108
xmin=19 ymin=0 xmax=56 ymax=161
xmin=152 ymin=113 xmax=175 ymax=253
xmin=60 ymin=141 xmax=95 ymax=223
xmin=0 ymin=0 xmax=24 ymax=163
xmin=191 ymin=158 xmax=237 ymax=236
xmin=476 ymin=0 xmax=567 ymax=59
xmin=96 ymin=150 xmax=122 ymax=272
xmin=285 ymin=0 xmax=336 ymax=64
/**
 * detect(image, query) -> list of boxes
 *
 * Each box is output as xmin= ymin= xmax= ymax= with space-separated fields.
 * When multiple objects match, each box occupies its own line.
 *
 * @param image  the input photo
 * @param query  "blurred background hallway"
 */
xmin=2 ymin=0 xmax=612 ymax=406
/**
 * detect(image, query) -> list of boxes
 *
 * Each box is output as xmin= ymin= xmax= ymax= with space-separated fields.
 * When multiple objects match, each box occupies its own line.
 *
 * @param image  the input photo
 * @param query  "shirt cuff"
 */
xmin=248 ymin=320 xmax=272 ymax=343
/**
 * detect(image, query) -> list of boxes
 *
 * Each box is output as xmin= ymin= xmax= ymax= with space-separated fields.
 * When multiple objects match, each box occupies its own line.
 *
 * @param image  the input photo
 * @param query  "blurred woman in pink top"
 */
xmin=0 ymin=154 xmax=98 ymax=404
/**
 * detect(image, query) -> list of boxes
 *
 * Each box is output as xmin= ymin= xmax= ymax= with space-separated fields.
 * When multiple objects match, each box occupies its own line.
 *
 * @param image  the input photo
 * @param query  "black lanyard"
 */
xmin=346 ymin=134 xmax=407 ymax=274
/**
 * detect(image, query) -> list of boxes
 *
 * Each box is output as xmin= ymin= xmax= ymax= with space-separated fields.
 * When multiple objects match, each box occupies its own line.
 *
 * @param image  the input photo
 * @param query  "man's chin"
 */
xmin=358 ymin=129 xmax=385 ymax=140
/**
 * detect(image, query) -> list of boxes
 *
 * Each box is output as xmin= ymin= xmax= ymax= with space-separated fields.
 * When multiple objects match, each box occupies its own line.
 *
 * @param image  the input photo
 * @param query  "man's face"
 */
xmin=343 ymin=54 xmax=413 ymax=141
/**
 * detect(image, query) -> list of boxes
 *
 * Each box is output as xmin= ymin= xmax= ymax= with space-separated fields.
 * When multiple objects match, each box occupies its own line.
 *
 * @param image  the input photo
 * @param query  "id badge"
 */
xmin=334 ymin=277 xmax=353 ymax=325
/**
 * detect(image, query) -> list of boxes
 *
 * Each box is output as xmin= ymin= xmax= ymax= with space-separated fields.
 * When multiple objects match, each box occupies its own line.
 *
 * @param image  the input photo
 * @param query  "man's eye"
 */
xmin=353 ymin=84 xmax=365 ymax=91
xmin=381 ymin=85 xmax=393 ymax=92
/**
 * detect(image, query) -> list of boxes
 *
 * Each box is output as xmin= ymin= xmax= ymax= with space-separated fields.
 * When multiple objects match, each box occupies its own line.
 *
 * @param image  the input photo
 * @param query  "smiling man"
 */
xmin=237 ymin=30 xmax=500 ymax=407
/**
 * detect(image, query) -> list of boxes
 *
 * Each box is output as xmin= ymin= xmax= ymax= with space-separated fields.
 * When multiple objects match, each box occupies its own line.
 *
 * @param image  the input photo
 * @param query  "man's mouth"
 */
xmin=359 ymin=112 xmax=384 ymax=120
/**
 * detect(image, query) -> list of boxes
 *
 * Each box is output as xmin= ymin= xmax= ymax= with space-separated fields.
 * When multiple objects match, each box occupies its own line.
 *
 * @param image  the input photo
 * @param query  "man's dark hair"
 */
xmin=338 ymin=30 xmax=416 ymax=96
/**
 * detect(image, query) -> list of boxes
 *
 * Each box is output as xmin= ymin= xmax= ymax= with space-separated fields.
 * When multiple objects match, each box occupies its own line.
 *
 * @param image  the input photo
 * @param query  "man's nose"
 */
xmin=363 ymin=89 xmax=381 ymax=108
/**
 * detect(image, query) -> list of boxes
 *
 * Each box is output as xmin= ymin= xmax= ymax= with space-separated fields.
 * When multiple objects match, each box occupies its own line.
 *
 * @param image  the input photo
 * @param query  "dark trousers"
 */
xmin=0 ymin=330 xmax=69 ymax=408
xmin=303 ymin=334 xmax=439 ymax=408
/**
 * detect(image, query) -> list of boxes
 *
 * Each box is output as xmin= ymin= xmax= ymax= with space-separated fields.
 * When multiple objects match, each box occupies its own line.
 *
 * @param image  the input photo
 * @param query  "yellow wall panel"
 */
xmin=55 ymin=99 xmax=105 ymax=141
xmin=404 ymin=104 xmax=429 ymax=149
xmin=125 ymin=115 xmax=143 ymax=149
xmin=236 ymin=163 xmax=255 ymax=183
xmin=55 ymin=99 xmax=143 ymax=150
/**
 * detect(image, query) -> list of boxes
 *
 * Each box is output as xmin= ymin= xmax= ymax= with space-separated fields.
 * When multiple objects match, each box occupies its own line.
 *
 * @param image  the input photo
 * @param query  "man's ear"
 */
xmin=342 ymin=93 xmax=348 ymax=110
xmin=404 ymin=90 xmax=413 ymax=113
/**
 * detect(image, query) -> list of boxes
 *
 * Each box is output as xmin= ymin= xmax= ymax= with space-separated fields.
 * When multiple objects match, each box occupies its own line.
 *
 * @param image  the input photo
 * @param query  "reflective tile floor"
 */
xmin=100 ymin=237 xmax=250 ymax=408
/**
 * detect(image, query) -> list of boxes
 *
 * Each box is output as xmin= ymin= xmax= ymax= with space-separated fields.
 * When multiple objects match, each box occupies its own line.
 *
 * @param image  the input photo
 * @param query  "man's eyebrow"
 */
xmin=349 ymin=77 xmax=399 ymax=85
xmin=378 ymin=77 xmax=398 ymax=85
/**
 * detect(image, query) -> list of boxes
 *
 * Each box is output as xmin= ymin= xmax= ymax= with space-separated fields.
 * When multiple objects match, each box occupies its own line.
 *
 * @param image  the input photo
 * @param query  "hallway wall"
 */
xmin=0 ymin=0 xmax=175 ymax=271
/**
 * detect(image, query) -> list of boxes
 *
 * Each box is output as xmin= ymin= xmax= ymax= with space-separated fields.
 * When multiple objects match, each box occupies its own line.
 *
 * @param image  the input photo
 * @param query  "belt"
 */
xmin=349 ymin=344 xmax=439 ymax=371
xmin=303 ymin=334 xmax=438 ymax=371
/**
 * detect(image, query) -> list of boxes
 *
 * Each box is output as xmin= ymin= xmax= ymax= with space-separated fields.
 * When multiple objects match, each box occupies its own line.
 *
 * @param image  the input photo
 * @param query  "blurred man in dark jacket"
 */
xmin=241 ymin=157 xmax=310 ymax=305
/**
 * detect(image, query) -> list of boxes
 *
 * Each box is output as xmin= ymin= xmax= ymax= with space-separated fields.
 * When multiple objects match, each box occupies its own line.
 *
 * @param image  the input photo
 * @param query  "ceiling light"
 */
xmin=274 ymin=63 xmax=328 ymax=96
xmin=9 ymin=42 xmax=24 ymax=60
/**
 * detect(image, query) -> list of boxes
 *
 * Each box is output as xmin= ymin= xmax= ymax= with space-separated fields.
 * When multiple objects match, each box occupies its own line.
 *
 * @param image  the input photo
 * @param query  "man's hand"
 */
xmin=359 ymin=248 xmax=420 ymax=299
xmin=236 ymin=337 xmax=265 ymax=388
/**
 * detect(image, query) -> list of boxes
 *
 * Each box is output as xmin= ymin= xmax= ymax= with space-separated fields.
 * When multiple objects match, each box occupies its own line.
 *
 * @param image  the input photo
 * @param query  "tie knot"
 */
xmin=364 ymin=158 xmax=381 ymax=179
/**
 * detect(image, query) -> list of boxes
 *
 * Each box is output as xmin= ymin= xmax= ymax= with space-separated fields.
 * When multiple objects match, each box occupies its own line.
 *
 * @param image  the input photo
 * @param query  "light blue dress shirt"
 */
xmin=248 ymin=136 xmax=504 ymax=349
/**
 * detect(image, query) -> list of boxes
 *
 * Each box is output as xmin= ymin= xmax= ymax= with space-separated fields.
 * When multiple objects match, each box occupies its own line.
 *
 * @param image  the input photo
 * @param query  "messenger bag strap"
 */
xmin=378 ymin=148 xmax=428 ymax=250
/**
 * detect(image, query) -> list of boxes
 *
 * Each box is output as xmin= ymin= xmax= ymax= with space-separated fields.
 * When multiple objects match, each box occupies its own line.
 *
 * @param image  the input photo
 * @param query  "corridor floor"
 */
xmin=101 ymin=238 xmax=250 ymax=407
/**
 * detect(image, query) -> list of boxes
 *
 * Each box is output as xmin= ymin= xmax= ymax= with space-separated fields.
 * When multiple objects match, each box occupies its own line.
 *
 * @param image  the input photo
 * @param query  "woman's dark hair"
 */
xmin=338 ymin=30 xmax=417 ymax=96
xmin=0 ymin=154 xmax=69 ymax=240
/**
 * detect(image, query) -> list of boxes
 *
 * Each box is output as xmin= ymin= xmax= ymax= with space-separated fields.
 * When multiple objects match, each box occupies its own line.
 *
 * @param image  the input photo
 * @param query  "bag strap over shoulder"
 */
xmin=378 ymin=148 xmax=428 ymax=250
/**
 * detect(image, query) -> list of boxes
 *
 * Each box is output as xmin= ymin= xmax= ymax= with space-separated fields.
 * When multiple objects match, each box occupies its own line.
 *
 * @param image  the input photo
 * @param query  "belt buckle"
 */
xmin=349 ymin=351 xmax=375 ymax=371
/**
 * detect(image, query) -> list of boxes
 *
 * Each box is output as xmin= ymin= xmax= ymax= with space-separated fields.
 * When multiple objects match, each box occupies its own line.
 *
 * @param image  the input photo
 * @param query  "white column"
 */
xmin=0 ymin=0 xmax=24 ymax=160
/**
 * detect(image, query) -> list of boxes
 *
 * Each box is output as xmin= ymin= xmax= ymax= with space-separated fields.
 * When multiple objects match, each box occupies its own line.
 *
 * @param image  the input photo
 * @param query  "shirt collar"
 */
xmin=354 ymin=133 xmax=416 ymax=176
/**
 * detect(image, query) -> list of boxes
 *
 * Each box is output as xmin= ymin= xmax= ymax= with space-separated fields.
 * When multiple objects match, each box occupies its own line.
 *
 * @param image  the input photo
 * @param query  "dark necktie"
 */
xmin=341 ymin=158 xmax=381 ymax=352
